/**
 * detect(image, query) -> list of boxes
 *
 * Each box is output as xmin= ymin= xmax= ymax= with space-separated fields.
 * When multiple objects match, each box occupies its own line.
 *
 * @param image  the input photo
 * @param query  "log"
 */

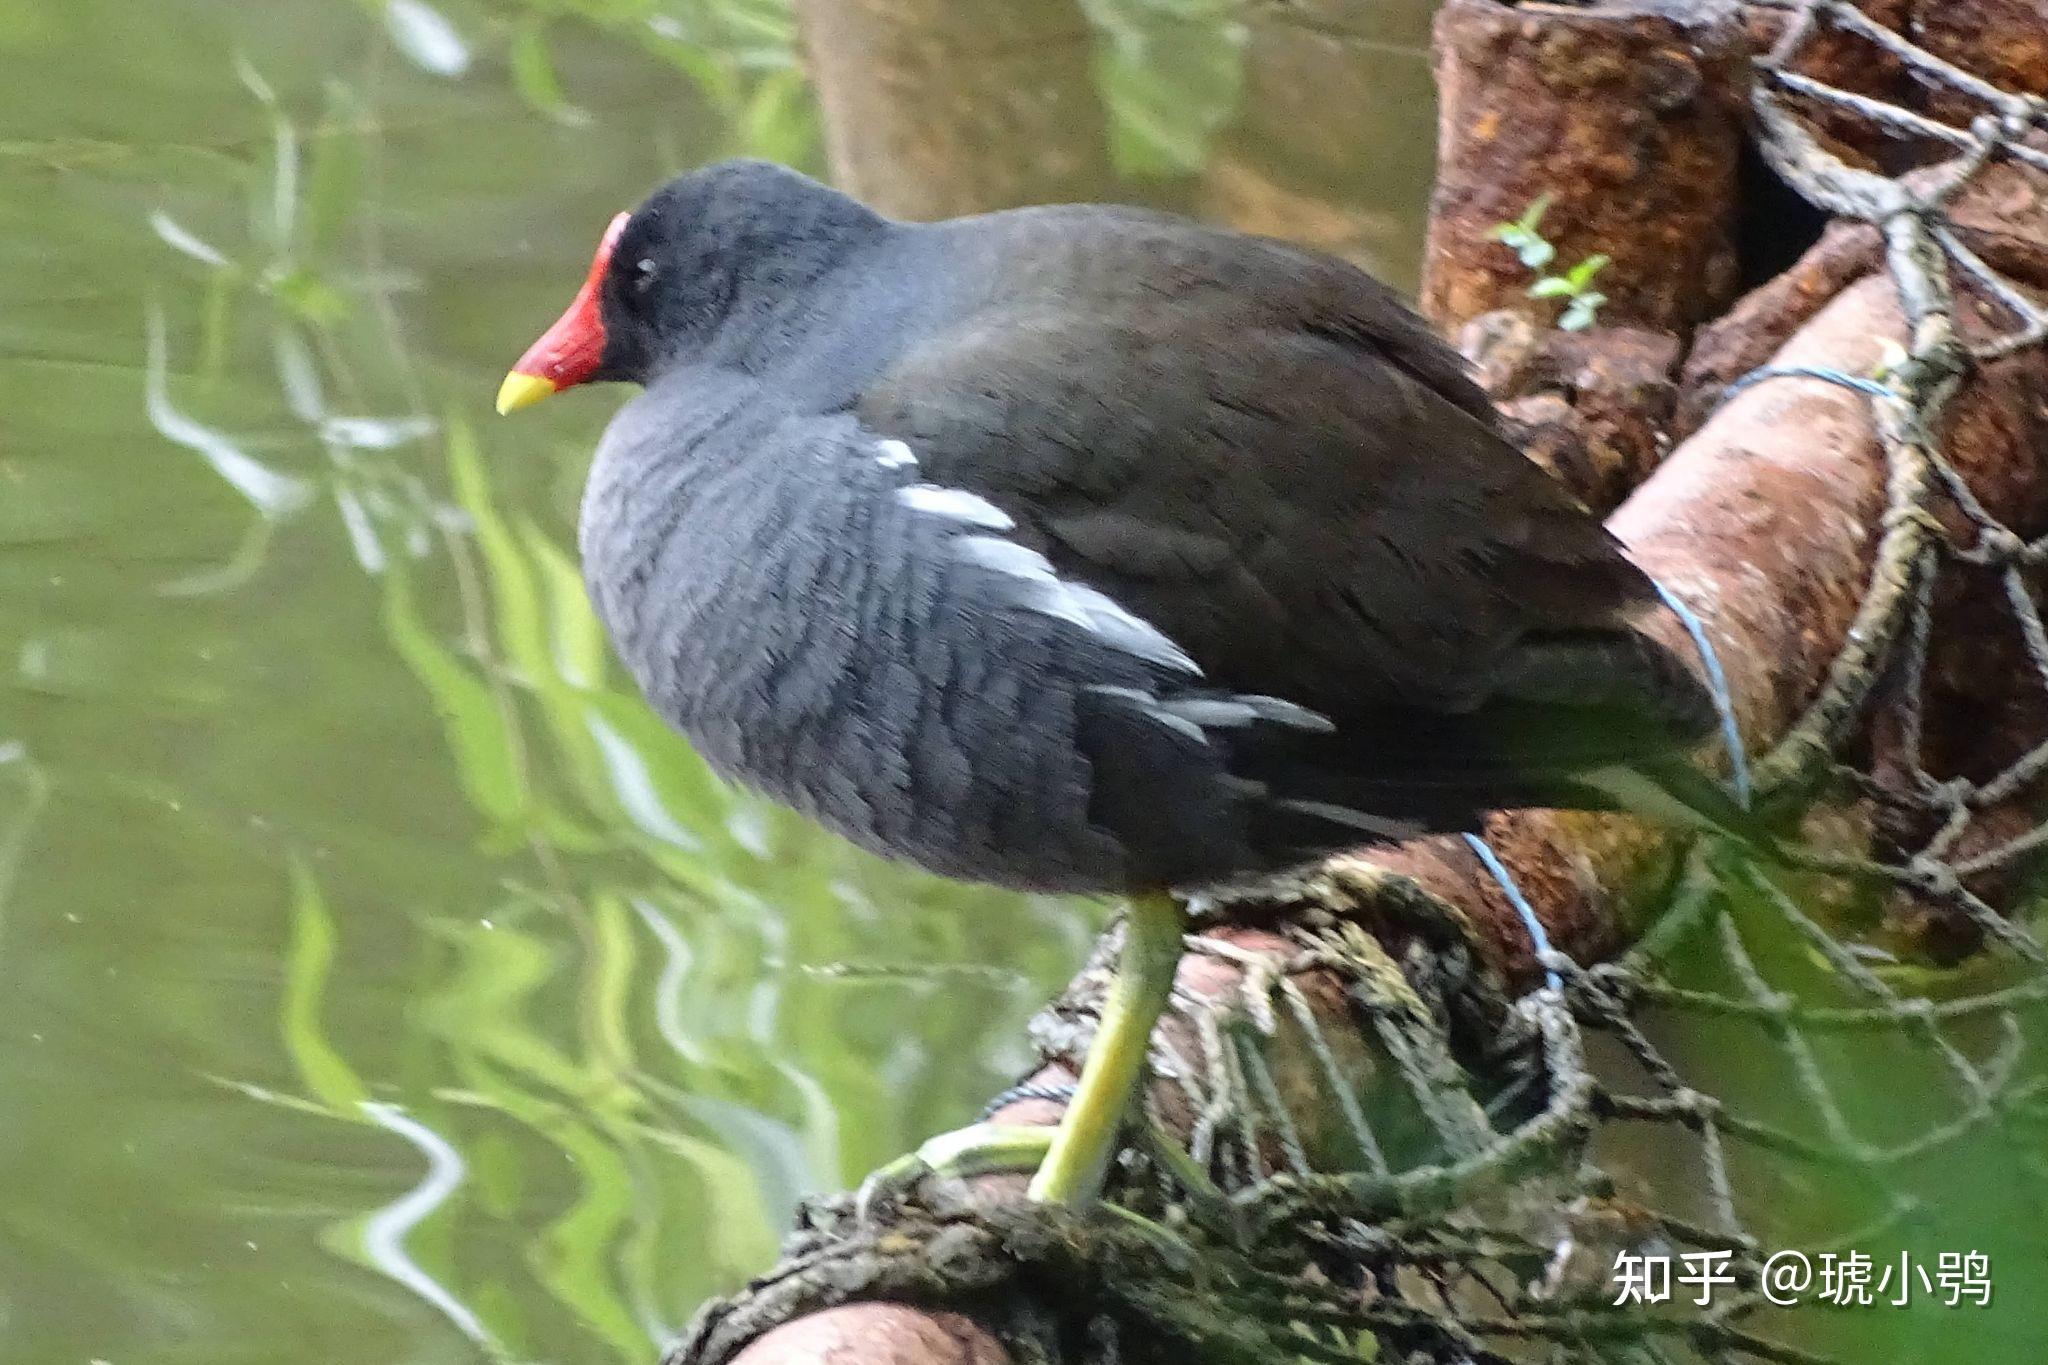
xmin=1914 ymin=0 xmax=2048 ymax=112
xmin=734 ymin=1307 xmax=1009 ymax=1365
xmin=793 ymin=0 xmax=1115 ymax=220
xmin=1423 ymin=0 xmax=1752 ymax=520
xmin=1741 ymin=0 xmax=1918 ymax=162
xmin=1420 ymin=0 xmax=1751 ymax=335
xmin=1460 ymin=318 xmax=1686 ymax=515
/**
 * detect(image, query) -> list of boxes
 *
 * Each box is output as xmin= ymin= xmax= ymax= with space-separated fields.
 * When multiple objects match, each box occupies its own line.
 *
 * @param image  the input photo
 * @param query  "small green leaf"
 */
xmin=1567 ymin=252 xmax=1612 ymax=288
xmin=1492 ymin=196 xmax=1559 ymax=269
xmin=1528 ymin=276 xmax=1575 ymax=300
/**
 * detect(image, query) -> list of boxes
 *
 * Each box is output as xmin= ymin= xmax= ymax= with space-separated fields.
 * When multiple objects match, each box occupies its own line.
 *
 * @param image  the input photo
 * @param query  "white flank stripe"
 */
xmin=875 ymin=438 xmax=918 ymax=469
xmin=1091 ymin=686 xmax=1210 ymax=745
xmin=1237 ymin=694 xmax=1337 ymax=733
xmin=955 ymin=533 xmax=1053 ymax=579
xmin=896 ymin=483 xmax=1015 ymax=530
xmin=1158 ymin=694 xmax=1338 ymax=733
xmin=1061 ymin=581 xmax=1202 ymax=674
xmin=953 ymin=535 xmax=1201 ymax=675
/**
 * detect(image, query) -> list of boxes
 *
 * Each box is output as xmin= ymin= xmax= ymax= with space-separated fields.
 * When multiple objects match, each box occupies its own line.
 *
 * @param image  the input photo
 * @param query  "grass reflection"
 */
xmin=110 ymin=29 xmax=1082 ymax=1360
xmin=361 ymin=1101 xmax=495 ymax=1347
xmin=256 ymin=417 xmax=1076 ymax=1355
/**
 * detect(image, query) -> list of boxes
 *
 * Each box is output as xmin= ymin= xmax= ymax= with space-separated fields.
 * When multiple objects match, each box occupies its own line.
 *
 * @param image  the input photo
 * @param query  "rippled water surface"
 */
xmin=0 ymin=2 xmax=1161 ymax=1358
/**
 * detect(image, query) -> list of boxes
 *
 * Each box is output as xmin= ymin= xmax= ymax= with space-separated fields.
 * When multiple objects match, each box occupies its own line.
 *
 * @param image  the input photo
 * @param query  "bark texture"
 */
xmin=1742 ymin=0 xmax=1917 ymax=160
xmin=1420 ymin=0 xmax=1751 ymax=334
xmin=794 ymin=0 xmax=1114 ymax=219
xmin=1916 ymin=0 xmax=2048 ymax=113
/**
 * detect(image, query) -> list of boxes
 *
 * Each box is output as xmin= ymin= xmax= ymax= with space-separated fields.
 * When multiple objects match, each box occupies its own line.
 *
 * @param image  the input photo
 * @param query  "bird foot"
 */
xmin=853 ymin=1122 xmax=1053 ymax=1222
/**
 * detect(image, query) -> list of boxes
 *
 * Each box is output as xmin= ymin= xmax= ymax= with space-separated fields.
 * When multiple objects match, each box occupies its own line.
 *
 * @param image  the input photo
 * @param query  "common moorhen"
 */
xmin=497 ymin=160 xmax=1726 ymax=1205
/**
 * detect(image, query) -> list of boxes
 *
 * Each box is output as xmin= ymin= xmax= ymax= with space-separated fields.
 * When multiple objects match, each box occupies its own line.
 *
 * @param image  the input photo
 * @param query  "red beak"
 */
xmin=497 ymin=211 xmax=631 ymax=414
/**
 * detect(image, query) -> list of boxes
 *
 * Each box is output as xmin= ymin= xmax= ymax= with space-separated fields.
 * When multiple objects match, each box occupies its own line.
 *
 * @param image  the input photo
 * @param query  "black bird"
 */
xmin=497 ymin=160 xmax=1724 ymax=1204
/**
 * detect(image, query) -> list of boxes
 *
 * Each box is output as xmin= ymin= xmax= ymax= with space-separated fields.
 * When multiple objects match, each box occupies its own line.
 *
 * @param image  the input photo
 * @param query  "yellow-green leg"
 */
xmin=852 ymin=893 xmax=1185 ymax=1215
xmin=1027 ymin=891 xmax=1185 ymax=1204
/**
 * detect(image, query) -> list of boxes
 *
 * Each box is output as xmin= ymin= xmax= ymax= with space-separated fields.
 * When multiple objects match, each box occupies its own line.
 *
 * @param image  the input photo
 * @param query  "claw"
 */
xmin=854 ymin=1150 xmax=932 ymax=1223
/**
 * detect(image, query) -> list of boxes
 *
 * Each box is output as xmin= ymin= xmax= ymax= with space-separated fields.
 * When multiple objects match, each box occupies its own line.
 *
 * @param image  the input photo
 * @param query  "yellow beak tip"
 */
xmin=495 ymin=371 xmax=558 ymax=416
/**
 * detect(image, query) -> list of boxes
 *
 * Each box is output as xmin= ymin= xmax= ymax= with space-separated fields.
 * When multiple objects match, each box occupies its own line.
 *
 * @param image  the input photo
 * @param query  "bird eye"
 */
xmin=631 ymin=257 xmax=659 ymax=294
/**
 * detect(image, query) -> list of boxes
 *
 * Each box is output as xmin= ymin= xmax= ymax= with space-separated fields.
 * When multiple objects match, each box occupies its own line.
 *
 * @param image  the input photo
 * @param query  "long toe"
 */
xmin=854 ymin=1122 xmax=1056 ymax=1221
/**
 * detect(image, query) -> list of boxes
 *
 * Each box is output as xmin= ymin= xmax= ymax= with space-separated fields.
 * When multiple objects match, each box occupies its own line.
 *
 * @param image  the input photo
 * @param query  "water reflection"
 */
xmin=144 ymin=305 xmax=313 ymax=520
xmin=382 ymin=1 xmax=475 ymax=80
xmin=361 ymin=1102 xmax=493 ymax=1348
xmin=0 ymin=744 xmax=48 ymax=949
xmin=1 ymin=2 xmax=1091 ymax=1359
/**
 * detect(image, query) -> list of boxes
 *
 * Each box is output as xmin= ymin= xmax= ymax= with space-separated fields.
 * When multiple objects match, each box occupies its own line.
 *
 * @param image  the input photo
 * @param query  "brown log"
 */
xmin=737 ymin=1307 xmax=1010 ymax=1365
xmin=1704 ymin=0 xmax=2045 ymax=340
xmin=793 ymin=0 xmax=1114 ymax=220
xmin=1420 ymin=0 xmax=1751 ymax=336
xmin=1423 ymin=1 xmax=1753 ymax=526
xmin=1914 ymin=0 xmax=2048 ymax=109
xmin=1460 ymin=317 xmax=1685 ymax=514
xmin=1394 ymin=272 xmax=1903 ymax=976
xmin=1743 ymin=0 xmax=1919 ymax=161
xmin=1671 ymin=216 xmax=1881 ymax=435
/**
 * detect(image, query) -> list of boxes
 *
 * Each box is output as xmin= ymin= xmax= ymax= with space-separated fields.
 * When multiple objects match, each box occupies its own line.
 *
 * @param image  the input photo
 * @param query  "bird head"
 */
xmin=496 ymin=160 xmax=881 ymax=415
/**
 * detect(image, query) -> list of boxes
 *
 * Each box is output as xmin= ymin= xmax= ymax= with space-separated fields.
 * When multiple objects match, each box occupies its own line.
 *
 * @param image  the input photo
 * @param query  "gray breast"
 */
xmin=578 ymin=371 xmax=1193 ymax=892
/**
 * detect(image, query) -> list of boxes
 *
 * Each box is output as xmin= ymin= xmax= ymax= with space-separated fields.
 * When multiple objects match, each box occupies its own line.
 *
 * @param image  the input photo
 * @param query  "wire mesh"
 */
xmin=673 ymin=6 xmax=2048 ymax=1363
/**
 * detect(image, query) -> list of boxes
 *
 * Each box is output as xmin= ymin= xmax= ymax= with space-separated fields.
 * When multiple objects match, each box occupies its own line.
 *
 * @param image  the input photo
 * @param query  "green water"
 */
xmin=0 ymin=3 xmax=1115 ymax=1359
xmin=0 ymin=2 xmax=2039 ymax=1362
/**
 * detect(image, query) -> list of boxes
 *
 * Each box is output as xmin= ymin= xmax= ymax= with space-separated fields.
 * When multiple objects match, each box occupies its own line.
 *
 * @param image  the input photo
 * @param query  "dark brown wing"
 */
xmin=856 ymin=219 xmax=1695 ymax=758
